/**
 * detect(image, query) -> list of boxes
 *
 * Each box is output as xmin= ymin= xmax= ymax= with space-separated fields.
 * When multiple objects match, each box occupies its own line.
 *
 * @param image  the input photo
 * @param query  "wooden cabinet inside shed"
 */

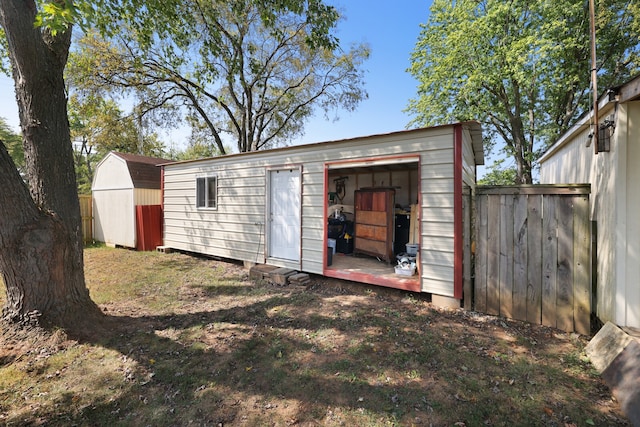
xmin=354 ymin=188 xmax=395 ymax=263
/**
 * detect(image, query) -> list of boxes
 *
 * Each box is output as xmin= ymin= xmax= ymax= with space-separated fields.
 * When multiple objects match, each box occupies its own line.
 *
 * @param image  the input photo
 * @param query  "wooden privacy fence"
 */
xmin=78 ymin=195 xmax=93 ymax=243
xmin=474 ymin=185 xmax=591 ymax=334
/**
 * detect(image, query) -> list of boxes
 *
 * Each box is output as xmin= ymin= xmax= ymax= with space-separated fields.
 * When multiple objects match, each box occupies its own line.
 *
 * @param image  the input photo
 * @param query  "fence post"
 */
xmin=574 ymin=195 xmax=591 ymax=335
xmin=78 ymin=195 xmax=93 ymax=244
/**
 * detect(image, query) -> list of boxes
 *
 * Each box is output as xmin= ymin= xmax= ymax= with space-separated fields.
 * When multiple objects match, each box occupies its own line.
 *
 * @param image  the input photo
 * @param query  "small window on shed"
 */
xmin=196 ymin=176 xmax=217 ymax=209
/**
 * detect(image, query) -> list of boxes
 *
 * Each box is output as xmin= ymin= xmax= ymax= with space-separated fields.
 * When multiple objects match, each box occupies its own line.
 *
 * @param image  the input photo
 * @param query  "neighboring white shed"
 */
xmin=92 ymin=152 xmax=166 ymax=249
xmin=539 ymin=74 xmax=640 ymax=329
xmin=161 ymin=123 xmax=484 ymax=307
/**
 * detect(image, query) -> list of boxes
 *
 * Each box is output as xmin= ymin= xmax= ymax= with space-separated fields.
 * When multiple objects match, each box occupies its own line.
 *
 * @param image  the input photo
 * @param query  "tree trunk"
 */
xmin=0 ymin=0 xmax=101 ymax=329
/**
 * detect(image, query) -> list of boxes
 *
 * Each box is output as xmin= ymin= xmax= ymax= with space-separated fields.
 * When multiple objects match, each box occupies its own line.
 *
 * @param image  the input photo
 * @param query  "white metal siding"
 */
xmin=539 ymin=127 xmax=593 ymax=184
xmin=462 ymin=127 xmax=477 ymax=187
xmin=92 ymin=153 xmax=136 ymax=247
xmin=163 ymin=163 xmax=266 ymax=262
xmin=92 ymin=154 xmax=133 ymax=190
xmin=614 ymin=101 xmax=640 ymax=328
xmin=420 ymin=145 xmax=455 ymax=296
xmin=163 ymin=126 xmax=475 ymax=297
xmin=539 ymin=99 xmax=640 ymax=328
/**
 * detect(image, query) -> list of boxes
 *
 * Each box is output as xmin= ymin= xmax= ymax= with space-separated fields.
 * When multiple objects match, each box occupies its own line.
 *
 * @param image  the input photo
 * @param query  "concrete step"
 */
xmin=586 ymin=322 xmax=640 ymax=426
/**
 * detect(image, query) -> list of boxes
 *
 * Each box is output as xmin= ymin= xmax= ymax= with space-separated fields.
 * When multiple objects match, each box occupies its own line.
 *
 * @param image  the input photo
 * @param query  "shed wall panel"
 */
xmin=134 ymin=189 xmax=162 ymax=205
xmin=93 ymin=189 xmax=135 ymax=247
xmin=422 ymin=209 xmax=455 ymax=231
xmin=462 ymin=128 xmax=477 ymax=186
xmin=92 ymin=155 xmax=133 ymax=190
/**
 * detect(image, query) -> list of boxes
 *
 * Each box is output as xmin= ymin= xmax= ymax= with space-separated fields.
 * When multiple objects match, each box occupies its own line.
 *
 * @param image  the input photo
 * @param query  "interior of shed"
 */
xmin=324 ymin=159 xmax=421 ymax=292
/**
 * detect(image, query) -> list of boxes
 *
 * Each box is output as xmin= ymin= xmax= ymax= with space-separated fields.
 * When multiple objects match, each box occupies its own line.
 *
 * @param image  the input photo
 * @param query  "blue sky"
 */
xmin=1 ymin=1 xmax=432 ymax=148
xmin=294 ymin=0 xmax=431 ymax=145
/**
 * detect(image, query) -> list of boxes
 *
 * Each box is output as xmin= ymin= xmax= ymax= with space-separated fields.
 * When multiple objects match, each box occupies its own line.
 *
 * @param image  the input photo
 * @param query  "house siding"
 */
xmin=539 ymin=94 xmax=640 ymax=328
xmin=163 ymin=125 xmax=482 ymax=297
xmin=619 ymin=101 xmax=640 ymax=327
xmin=539 ymin=126 xmax=593 ymax=184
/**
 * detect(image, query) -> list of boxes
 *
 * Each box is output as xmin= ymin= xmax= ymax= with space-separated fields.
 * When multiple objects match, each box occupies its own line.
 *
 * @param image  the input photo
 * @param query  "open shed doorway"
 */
xmin=323 ymin=155 xmax=421 ymax=292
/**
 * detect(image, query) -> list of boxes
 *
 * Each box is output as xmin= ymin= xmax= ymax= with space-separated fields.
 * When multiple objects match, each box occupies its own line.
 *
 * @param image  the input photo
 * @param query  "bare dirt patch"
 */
xmin=0 ymin=246 xmax=629 ymax=426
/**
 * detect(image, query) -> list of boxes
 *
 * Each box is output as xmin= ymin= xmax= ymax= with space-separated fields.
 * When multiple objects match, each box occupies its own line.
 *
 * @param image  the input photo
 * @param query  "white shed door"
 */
xmin=269 ymin=169 xmax=301 ymax=261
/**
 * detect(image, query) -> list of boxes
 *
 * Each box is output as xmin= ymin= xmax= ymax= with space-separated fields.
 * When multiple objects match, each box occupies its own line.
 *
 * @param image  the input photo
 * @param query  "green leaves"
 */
xmin=33 ymin=0 xmax=80 ymax=35
xmin=408 ymin=0 xmax=640 ymax=183
xmin=0 ymin=27 xmax=9 ymax=74
xmin=66 ymin=0 xmax=366 ymax=154
xmin=8 ymin=0 xmax=364 ymax=158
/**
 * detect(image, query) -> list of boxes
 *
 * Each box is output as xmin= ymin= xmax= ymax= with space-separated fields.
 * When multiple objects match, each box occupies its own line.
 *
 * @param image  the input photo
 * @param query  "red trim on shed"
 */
xmin=160 ymin=166 xmax=165 ymax=246
xmin=453 ymin=125 xmax=463 ymax=299
xmin=323 ymin=163 xmax=330 ymax=270
xmin=325 ymin=268 xmax=421 ymax=293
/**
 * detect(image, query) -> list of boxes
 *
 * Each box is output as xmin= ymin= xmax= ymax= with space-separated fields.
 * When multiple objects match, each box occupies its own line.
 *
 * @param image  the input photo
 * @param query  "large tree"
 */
xmin=0 ymin=0 xmax=347 ymax=330
xmin=0 ymin=0 xmax=101 ymax=328
xmin=68 ymin=0 xmax=369 ymax=154
xmin=408 ymin=0 xmax=640 ymax=184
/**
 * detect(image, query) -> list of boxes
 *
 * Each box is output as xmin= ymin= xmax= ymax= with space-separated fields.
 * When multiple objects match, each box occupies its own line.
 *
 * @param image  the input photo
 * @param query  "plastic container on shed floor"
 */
xmin=394 ymin=266 xmax=416 ymax=276
xmin=328 ymin=238 xmax=336 ymax=254
xmin=405 ymin=243 xmax=419 ymax=256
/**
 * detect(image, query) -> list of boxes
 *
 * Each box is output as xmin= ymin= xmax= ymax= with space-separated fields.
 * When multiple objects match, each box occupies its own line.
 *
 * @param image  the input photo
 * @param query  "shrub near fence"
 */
xmin=78 ymin=195 xmax=93 ymax=243
xmin=474 ymin=185 xmax=591 ymax=334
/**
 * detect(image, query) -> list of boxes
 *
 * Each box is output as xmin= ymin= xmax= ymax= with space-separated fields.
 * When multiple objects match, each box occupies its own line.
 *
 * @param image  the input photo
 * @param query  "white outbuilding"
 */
xmin=92 ymin=151 xmax=166 ymax=249
xmin=161 ymin=123 xmax=484 ymax=307
xmin=539 ymin=74 xmax=640 ymax=329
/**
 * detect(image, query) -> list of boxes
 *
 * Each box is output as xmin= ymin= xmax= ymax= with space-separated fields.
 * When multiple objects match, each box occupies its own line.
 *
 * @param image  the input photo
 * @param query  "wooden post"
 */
xmin=512 ymin=195 xmax=528 ymax=321
xmin=526 ymin=195 xmax=543 ymax=325
xmin=409 ymin=204 xmax=419 ymax=244
xmin=474 ymin=194 xmax=488 ymax=313
xmin=541 ymin=195 xmax=558 ymax=328
xmin=462 ymin=189 xmax=473 ymax=311
xmin=573 ymin=195 xmax=591 ymax=335
xmin=486 ymin=194 xmax=501 ymax=315
xmin=556 ymin=196 xmax=575 ymax=332
xmin=499 ymin=194 xmax=514 ymax=319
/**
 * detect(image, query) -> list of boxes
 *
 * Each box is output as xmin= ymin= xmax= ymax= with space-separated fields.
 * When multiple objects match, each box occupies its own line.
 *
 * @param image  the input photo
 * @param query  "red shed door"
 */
xmin=135 ymin=204 xmax=163 ymax=251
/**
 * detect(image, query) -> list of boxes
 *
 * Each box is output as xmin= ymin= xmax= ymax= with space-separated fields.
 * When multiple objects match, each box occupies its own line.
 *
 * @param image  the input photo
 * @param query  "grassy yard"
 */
xmin=0 ymin=246 xmax=629 ymax=426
